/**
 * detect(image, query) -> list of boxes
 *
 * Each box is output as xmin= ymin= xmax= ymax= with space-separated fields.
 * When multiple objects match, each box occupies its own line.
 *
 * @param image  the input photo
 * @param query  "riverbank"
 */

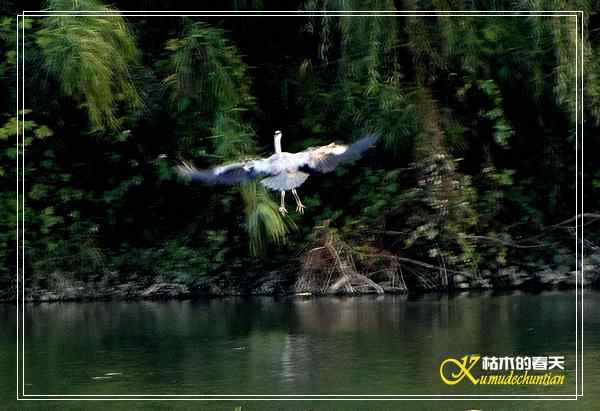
xmin=2 ymin=257 xmax=599 ymax=303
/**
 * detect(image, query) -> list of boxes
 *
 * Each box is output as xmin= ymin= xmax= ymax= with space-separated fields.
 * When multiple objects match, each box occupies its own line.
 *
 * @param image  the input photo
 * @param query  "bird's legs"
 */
xmin=278 ymin=191 xmax=288 ymax=216
xmin=292 ymin=189 xmax=305 ymax=214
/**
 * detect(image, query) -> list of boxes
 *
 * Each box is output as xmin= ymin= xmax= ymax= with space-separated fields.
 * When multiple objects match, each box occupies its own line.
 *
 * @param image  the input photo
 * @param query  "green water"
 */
xmin=1 ymin=291 xmax=597 ymax=410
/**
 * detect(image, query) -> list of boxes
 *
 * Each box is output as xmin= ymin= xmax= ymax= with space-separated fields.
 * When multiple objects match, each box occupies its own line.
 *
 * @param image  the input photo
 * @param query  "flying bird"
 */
xmin=176 ymin=130 xmax=378 ymax=215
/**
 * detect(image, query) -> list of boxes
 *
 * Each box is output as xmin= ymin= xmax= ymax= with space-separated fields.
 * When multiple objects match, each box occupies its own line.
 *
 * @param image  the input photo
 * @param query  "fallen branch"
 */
xmin=296 ymin=228 xmax=392 ymax=295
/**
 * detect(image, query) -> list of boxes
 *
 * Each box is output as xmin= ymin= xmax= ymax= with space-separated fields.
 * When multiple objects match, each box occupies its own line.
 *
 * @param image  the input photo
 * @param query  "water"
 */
xmin=1 ymin=290 xmax=598 ymax=410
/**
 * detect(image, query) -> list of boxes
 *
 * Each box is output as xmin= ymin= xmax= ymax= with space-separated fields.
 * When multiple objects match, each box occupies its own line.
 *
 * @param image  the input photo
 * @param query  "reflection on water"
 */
xmin=1 ymin=290 xmax=598 ymax=410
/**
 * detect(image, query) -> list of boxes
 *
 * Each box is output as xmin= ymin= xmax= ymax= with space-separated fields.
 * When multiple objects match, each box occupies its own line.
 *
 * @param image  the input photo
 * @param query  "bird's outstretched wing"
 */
xmin=175 ymin=160 xmax=264 ymax=185
xmin=298 ymin=133 xmax=379 ymax=173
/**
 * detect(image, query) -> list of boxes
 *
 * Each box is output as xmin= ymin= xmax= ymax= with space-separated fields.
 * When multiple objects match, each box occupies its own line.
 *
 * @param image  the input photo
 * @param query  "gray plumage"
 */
xmin=261 ymin=171 xmax=310 ymax=191
xmin=176 ymin=131 xmax=379 ymax=215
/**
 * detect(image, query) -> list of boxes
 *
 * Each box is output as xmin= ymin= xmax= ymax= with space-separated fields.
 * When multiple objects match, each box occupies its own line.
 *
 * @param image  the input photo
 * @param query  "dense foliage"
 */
xmin=1 ymin=1 xmax=598 ymax=292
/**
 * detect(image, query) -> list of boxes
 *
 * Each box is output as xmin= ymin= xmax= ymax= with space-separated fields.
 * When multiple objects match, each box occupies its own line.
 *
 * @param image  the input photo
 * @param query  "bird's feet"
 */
xmin=296 ymin=202 xmax=306 ymax=215
xmin=278 ymin=206 xmax=288 ymax=216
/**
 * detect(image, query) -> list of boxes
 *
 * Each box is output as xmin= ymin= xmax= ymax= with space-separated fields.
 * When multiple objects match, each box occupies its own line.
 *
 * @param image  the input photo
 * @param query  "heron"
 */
xmin=175 ymin=130 xmax=378 ymax=215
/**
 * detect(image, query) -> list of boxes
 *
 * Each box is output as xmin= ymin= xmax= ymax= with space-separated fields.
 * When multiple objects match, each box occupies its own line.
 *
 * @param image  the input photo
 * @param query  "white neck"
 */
xmin=274 ymin=135 xmax=282 ymax=153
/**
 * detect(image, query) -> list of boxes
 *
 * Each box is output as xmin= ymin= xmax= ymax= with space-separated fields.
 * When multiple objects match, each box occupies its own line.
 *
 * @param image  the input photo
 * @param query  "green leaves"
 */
xmin=102 ymin=176 xmax=143 ymax=204
xmin=241 ymin=182 xmax=294 ymax=256
xmin=476 ymin=79 xmax=514 ymax=147
xmin=36 ymin=0 xmax=142 ymax=130
xmin=164 ymin=21 xmax=253 ymax=115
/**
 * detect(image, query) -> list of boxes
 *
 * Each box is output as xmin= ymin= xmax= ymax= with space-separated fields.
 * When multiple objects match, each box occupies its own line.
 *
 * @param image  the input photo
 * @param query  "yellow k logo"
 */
xmin=440 ymin=355 xmax=481 ymax=385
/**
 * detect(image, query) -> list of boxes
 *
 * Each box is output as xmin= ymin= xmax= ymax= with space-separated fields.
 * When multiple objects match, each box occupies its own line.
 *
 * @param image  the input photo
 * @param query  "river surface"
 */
xmin=1 ymin=290 xmax=598 ymax=410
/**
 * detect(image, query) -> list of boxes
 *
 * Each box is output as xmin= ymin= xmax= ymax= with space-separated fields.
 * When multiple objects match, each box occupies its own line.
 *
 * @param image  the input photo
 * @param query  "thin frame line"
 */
xmin=15 ymin=12 xmax=20 ymax=402
xmin=22 ymin=394 xmax=581 ymax=397
xmin=580 ymin=8 xmax=585 ymax=398
xmin=17 ymin=400 xmax=580 ymax=402
xmin=19 ymin=14 xmax=581 ymax=17
xmin=16 ymin=10 xmax=584 ymax=401
xmin=575 ymin=17 xmax=579 ymax=395
xmin=23 ymin=10 xmax=585 ymax=14
xmin=21 ymin=11 xmax=25 ymax=400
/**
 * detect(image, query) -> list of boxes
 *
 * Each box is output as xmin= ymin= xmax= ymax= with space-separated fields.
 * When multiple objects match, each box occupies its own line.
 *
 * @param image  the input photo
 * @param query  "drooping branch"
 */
xmin=463 ymin=235 xmax=549 ymax=249
xmin=550 ymin=213 xmax=600 ymax=228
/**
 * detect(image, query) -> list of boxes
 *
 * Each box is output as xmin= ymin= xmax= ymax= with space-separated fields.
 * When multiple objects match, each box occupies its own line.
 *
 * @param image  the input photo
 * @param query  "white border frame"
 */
xmin=15 ymin=9 xmax=585 ymax=402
